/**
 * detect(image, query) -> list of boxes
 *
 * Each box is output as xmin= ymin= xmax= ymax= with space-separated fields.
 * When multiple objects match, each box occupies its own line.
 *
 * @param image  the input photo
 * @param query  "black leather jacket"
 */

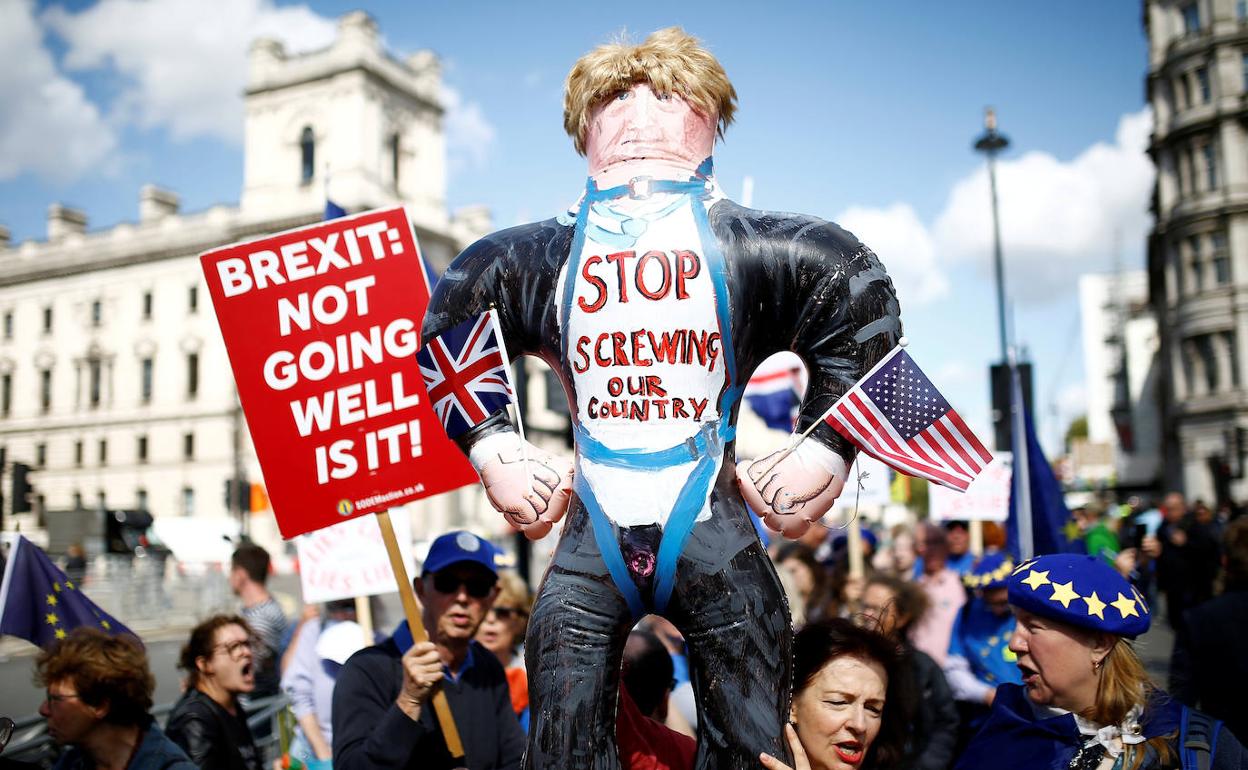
xmin=164 ymin=689 xmax=261 ymax=770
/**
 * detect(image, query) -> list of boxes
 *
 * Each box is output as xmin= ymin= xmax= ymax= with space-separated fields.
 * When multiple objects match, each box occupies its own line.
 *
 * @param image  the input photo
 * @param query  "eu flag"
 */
xmin=0 ymin=535 xmax=134 ymax=647
xmin=1006 ymin=404 xmax=1070 ymax=560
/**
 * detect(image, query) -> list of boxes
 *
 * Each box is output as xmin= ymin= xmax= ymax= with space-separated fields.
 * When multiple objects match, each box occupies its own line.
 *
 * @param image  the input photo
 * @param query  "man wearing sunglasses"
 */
xmin=333 ymin=530 xmax=524 ymax=770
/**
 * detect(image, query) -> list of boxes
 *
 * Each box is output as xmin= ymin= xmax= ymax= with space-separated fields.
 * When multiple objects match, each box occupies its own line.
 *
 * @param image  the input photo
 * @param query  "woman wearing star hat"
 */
xmin=955 ymin=553 xmax=1246 ymax=770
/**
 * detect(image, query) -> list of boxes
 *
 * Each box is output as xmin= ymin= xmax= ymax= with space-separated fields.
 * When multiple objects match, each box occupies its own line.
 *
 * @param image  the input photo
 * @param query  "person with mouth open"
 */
xmin=955 ymin=554 xmax=1247 ymax=770
xmin=761 ymin=618 xmax=913 ymax=770
xmin=166 ymin=615 xmax=264 ymax=770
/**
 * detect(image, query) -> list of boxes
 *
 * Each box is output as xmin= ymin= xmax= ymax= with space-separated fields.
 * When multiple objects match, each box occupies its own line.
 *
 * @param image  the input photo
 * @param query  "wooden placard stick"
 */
xmin=376 ymin=509 xmax=465 ymax=759
xmin=969 ymin=519 xmax=984 ymax=558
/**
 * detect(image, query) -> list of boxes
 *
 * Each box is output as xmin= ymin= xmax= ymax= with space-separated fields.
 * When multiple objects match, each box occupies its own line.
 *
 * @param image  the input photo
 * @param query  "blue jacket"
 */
xmin=955 ymin=684 xmax=1247 ymax=770
xmin=53 ymin=718 xmax=196 ymax=770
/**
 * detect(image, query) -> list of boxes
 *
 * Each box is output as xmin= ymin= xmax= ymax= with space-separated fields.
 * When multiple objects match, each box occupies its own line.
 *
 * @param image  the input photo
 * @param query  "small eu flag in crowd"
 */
xmin=0 ymin=535 xmax=134 ymax=647
xmin=417 ymin=310 xmax=515 ymax=439
xmin=823 ymin=344 xmax=991 ymax=492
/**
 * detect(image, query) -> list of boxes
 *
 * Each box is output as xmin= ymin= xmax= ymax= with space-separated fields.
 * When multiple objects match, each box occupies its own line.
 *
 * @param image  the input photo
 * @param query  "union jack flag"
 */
xmin=416 ymin=311 xmax=514 ymax=439
xmin=823 ymin=346 xmax=990 ymax=492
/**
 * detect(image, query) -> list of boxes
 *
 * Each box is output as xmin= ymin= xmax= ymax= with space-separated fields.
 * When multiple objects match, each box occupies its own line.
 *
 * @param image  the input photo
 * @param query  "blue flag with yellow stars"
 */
xmin=0 ymin=535 xmax=135 ymax=647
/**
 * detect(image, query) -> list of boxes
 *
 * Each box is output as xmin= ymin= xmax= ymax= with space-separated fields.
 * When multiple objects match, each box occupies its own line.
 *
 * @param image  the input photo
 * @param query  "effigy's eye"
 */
xmin=657 ymin=92 xmax=672 ymax=102
xmin=615 ymin=90 xmax=631 ymax=101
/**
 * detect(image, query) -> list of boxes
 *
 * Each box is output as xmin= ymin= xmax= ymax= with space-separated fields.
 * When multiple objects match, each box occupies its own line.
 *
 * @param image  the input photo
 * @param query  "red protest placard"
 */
xmin=200 ymin=206 xmax=479 ymax=538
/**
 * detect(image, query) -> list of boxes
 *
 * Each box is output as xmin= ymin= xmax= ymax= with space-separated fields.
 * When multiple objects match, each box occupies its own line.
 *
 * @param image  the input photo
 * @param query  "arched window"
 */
xmin=300 ymin=126 xmax=315 ymax=184
xmin=390 ymin=132 xmax=401 ymax=188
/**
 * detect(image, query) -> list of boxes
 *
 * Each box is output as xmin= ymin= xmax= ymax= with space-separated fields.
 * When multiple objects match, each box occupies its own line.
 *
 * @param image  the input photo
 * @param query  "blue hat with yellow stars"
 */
xmin=1007 ymin=553 xmax=1150 ymax=638
xmin=964 ymin=552 xmax=1014 ymax=590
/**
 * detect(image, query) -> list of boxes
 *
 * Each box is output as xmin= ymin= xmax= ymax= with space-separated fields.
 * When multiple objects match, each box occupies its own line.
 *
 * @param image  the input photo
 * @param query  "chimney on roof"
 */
xmin=140 ymin=185 xmax=180 ymax=223
xmin=47 ymin=204 xmax=87 ymax=241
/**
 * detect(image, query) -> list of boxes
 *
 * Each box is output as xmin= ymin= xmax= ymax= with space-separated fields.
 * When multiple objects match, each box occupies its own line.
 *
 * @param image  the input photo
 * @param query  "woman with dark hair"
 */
xmin=956 ymin=554 xmax=1247 ymax=770
xmin=776 ymin=543 xmax=834 ymax=628
xmin=166 ymin=615 xmax=263 ymax=770
xmin=860 ymin=575 xmax=958 ymax=770
xmin=761 ymin=618 xmax=913 ymax=770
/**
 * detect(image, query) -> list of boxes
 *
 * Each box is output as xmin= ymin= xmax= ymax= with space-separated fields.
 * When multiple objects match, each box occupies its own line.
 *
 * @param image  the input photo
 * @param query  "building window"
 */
xmin=1178 ymin=75 xmax=1192 ymax=110
xmin=96 ymin=491 xmax=105 ymax=512
xmin=72 ymin=491 xmax=82 ymax=510
xmin=1239 ymin=0 xmax=1247 ymax=19
xmin=140 ymin=357 xmax=153 ymax=404
xmin=39 ymin=368 xmax=51 ymax=413
xmin=137 ymin=434 xmax=148 ymax=464
xmin=2 ymin=311 xmax=11 ymax=340
xmin=74 ymin=440 xmax=83 ymax=467
xmin=1203 ymin=141 xmax=1219 ymax=190
xmin=1226 ymin=332 xmax=1242 ymax=388
xmin=42 ymin=306 xmax=52 ymax=334
xmin=390 ymin=132 xmax=401 ymax=188
xmin=187 ymin=352 xmax=199 ymax=399
xmin=1196 ymin=335 xmax=1219 ymax=392
xmin=183 ymin=431 xmax=194 ymax=460
xmin=1243 ymin=53 xmax=1248 ymax=92
xmin=137 ymin=488 xmax=148 ymax=512
xmin=182 ymin=486 xmax=194 ymax=516
xmin=98 ymin=438 xmax=107 ymax=466
xmin=91 ymin=299 xmax=102 ymax=327
xmin=1 ymin=373 xmax=10 ymax=417
xmin=142 ymin=291 xmax=152 ymax=321
xmin=1196 ymin=66 xmax=1211 ymax=103
xmin=188 ymin=285 xmax=198 ymax=314
xmin=88 ymin=358 xmax=102 ymax=408
xmin=36 ymin=442 xmax=46 ymax=468
xmin=300 ymin=126 xmax=315 ymax=184
xmin=1212 ymin=232 xmax=1231 ymax=284
xmin=1189 ymin=236 xmax=1204 ymax=292
xmin=1183 ymin=2 xmax=1201 ymax=34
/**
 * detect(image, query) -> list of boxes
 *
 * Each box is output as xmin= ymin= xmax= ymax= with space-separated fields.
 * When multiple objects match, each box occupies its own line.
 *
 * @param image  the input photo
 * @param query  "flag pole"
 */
xmin=375 ymin=510 xmax=464 ymax=759
xmin=1009 ymin=348 xmax=1034 ymax=560
xmin=486 ymin=306 xmax=535 ymax=519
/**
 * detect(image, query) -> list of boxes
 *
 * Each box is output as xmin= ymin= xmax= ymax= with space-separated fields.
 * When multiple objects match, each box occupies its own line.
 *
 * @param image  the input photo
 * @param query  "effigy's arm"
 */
xmin=421 ymin=221 xmax=574 ymax=538
xmin=727 ymin=210 xmax=901 ymax=535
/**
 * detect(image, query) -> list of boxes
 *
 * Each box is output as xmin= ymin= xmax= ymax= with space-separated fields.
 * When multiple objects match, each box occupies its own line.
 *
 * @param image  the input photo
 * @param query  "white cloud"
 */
xmin=932 ymin=109 xmax=1154 ymax=302
xmin=442 ymin=85 xmax=496 ymax=174
xmin=835 ymin=202 xmax=950 ymax=307
xmin=44 ymin=0 xmax=337 ymax=143
xmin=0 ymin=0 xmax=117 ymax=182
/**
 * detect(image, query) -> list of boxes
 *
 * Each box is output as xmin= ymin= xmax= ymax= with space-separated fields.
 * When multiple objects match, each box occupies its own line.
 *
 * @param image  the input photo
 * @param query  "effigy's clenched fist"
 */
xmin=736 ymin=439 xmax=848 ymax=538
xmin=469 ymin=432 xmax=573 ymax=540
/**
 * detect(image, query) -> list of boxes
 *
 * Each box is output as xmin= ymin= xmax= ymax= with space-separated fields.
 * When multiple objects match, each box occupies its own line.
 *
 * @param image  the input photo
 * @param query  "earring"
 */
xmin=1092 ymin=657 xmax=1104 ymax=672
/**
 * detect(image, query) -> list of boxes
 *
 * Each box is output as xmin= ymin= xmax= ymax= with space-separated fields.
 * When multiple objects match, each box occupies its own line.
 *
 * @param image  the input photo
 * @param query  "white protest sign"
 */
xmin=929 ymin=452 xmax=1013 ymax=522
xmin=295 ymin=510 xmax=413 ymax=603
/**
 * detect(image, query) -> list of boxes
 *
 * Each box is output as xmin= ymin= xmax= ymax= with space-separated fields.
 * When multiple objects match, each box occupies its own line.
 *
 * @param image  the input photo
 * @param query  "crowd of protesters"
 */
xmin=8 ymin=494 xmax=1248 ymax=769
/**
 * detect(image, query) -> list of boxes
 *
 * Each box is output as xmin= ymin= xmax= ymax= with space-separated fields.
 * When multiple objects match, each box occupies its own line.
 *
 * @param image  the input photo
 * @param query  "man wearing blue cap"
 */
xmin=332 ymin=530 xmax=524 ymax=770
xmin=943 ymin=552 xmax=1023 ymax=750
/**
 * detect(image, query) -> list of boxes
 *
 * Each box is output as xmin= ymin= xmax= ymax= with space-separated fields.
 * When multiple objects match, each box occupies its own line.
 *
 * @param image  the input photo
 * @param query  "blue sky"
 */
xmin=0 ymin=0 xmax=1151 ymax=454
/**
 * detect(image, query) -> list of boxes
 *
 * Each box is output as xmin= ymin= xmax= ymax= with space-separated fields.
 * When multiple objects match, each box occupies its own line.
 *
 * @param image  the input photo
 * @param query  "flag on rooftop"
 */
xmin=823 ymin=344 xmax=991 ymax=492
xmin=417 ymin=309 xmax=514 ymax=439
xmin=0 ymin=535 xmax=135 ymax=648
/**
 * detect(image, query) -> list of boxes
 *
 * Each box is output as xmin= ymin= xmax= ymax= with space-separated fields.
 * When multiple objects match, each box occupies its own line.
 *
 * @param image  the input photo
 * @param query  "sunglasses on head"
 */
xmin=432 ymin=571 xmax=495 ymax=598
xmin=491 ymin=606 xmax=527 ymax=621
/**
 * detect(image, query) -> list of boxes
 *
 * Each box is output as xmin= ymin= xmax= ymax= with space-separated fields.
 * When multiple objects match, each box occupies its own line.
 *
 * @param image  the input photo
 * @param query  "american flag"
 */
xmin=823 ymin=346 xmax=990 ymax=491
xmin=416 ymin=311 xmax=514 ymax=439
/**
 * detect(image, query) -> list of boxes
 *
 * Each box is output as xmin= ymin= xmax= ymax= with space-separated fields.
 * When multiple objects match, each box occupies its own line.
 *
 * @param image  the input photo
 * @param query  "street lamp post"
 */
xmin=974 ymin=108 xmax=1010 ymax=363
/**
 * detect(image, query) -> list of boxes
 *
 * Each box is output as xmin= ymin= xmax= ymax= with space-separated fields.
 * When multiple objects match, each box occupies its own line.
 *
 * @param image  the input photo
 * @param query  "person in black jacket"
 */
xmin=1170 ymin=516 xmax=1248 ymax=743
xmin=859 ymin=574 xmax=958 ymax=770
xmin=166 ymin=615 xmax=262 ymax=770
xmin=331 ymin=531 xmax=524 ymax=770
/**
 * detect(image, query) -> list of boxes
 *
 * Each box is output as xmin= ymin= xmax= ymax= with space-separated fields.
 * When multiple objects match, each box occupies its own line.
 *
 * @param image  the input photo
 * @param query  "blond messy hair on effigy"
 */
xmin=563 ymin=27 xmax=737 ymax=156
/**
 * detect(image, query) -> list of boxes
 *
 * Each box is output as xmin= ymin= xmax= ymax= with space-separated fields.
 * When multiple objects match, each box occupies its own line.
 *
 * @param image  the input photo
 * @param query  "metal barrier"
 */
xmin=3 ymin=694 xmax=291 ymax=767
xmin=82 ymin=555 xmax=235 ymax=630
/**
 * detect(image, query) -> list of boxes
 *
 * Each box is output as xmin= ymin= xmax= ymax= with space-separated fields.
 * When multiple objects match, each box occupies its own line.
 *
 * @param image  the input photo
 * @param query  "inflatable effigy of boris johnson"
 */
xmin=420 ymin=28 xmax=901 ymax=769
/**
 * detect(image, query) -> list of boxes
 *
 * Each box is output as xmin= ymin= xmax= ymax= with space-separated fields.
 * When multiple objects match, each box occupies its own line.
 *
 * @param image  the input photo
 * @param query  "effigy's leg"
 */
xmin=524 ymin=503 xmax=634 ymax=770
xmin=666 ymin=501 xmax=792 ymax=770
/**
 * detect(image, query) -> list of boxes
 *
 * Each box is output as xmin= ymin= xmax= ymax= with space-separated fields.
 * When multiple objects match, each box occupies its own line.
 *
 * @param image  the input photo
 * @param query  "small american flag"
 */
xmin=823 ymin=346 xmax=990 ymax=491
xmin=417 ymin=310 xmax=514 ymax=439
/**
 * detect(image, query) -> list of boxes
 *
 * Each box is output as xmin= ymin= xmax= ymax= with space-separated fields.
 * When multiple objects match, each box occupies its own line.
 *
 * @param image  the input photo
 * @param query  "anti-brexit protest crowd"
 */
xmin=5 ymin=24 xmax=1248 ymax=770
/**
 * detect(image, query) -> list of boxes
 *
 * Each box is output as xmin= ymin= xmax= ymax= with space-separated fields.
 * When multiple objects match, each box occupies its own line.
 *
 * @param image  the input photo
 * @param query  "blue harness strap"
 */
xmin=1180 ymin=705 xmax=1221 ymax=770
xmin=559 ymin=170 xmax=743 ymax=617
